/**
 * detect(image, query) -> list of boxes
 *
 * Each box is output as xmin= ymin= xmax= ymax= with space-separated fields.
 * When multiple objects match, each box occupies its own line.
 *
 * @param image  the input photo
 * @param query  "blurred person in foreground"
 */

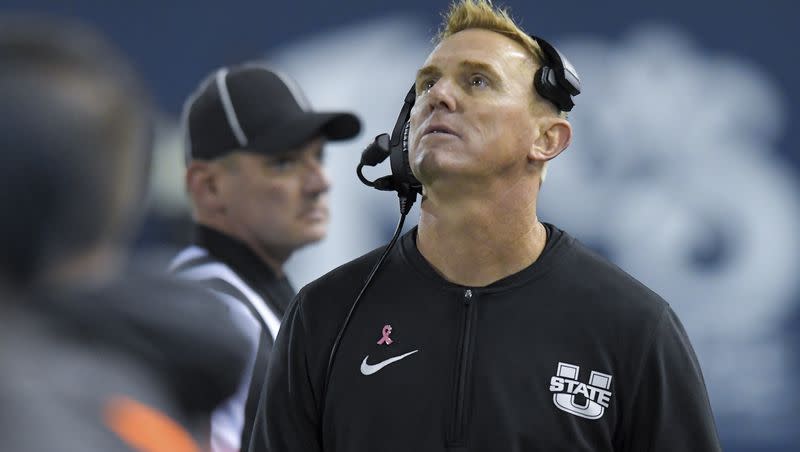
xmin=0 ymin=16 xmax=249 ymax=451
xmin=260 ymin=1 xmax=721 ymax=451
xmin=169 ymin=64 xmax=360 ymax=452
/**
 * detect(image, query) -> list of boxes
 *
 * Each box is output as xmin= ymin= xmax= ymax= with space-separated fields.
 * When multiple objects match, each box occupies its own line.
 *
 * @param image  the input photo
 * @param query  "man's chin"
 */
xmin=414 ymin=161 xmax=470 ymax=187
xmin=295 ymin=225 xmax=328 ymax=247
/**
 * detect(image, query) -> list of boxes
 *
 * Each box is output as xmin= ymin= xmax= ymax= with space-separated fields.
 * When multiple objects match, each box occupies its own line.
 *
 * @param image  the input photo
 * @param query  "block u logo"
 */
xmin=549 ymin=362 xmax=613 ymax=420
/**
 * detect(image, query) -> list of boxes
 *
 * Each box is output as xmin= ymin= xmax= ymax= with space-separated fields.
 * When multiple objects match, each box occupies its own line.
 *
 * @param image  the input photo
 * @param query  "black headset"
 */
xmin=324 ymin=34 xmax=581 ymax=398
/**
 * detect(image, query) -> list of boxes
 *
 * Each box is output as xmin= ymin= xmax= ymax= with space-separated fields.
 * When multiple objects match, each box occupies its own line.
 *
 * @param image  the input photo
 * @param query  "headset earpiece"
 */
xmin=534 ymin=66 xmax=573 ymax=112
xmin=530 ymin=35 xmax=581 ymax=112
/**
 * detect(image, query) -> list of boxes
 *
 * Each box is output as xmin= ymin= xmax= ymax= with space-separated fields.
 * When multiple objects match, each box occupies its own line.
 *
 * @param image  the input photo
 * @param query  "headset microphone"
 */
xmin=356 ymin=85 xmax=420 ymax=214
xmin=324 ymin=34 xmax=580 ymax=400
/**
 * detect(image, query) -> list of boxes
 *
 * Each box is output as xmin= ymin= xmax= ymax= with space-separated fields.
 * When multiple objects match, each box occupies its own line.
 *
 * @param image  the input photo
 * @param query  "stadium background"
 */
xmin=4 ymin=0 xmax=797 ymax=450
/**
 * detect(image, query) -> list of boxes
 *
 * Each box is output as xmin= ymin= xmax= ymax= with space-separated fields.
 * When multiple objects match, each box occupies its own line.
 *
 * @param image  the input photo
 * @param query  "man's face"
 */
xmin=216 ymin=137 xmax=331 ymax=258
xmin=408 ymin=28 xmax=541 ymax=189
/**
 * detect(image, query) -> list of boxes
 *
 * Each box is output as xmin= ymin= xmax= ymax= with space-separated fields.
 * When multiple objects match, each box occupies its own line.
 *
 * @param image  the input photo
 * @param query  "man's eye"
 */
xmin=269 ymin=157 xmax=297 ymax=170
xmin=418 ymin=78 xmax=437 ymax=94
xmin=469 ymin=74 xmax=489 ymax=88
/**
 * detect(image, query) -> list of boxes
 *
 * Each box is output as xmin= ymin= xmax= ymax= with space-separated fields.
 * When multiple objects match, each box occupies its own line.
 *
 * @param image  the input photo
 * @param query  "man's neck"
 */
xmin=195 ymin=220 xmax=289 ymax=278
xmin=416 ymin=182 xmax=546 ymax=287
xmin=248 ymin=245 xmax=288 ymax=279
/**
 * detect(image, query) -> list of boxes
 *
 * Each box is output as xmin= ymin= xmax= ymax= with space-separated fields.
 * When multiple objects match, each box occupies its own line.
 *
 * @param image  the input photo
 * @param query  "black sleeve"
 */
xmin=252 ymin=292 xmax=322 ymax=452
xmin=621 ymin=305 xmax=722 ymax=452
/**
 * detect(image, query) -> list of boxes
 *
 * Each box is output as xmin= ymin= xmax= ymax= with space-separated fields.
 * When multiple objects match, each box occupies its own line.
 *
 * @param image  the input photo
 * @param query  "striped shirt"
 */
xmin=169 ymin=225 xmax=294 ymax=452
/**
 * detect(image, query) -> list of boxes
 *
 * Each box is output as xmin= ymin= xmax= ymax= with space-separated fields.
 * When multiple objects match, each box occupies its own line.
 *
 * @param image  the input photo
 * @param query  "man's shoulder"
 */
xmin=288 ymin=243 xmax=392 ymax=339
xmin=556 ymin=229 xmax=669 ymax=318
xmin=168 ymin=244 xmax=215 ymax=274
xmin=300 ymin=243 xmax=390 ymax=302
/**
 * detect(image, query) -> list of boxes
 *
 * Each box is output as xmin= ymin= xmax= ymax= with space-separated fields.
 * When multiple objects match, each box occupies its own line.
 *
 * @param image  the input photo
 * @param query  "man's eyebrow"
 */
xmin=458 ymin=60 xmax=502 ymax=80
xmin=415 ymin=65 xmax=441 ymax=82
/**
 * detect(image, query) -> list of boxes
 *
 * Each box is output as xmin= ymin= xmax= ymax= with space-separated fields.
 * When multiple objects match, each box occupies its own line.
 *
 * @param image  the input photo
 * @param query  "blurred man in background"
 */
xmin=169 ymin=64 xmax=360 ymax=452
xmin=261 ymin=0 xmax=721 ymax=451
xmin=0 ymin=15 xmax=249 ymax=451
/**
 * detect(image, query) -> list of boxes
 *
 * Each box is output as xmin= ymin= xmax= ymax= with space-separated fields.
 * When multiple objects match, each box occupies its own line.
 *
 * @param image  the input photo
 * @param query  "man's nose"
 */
xmin=303 ymin=157 xmax=330 ymax=195
xmin=426 ymin=78 xmax=458 ymax=112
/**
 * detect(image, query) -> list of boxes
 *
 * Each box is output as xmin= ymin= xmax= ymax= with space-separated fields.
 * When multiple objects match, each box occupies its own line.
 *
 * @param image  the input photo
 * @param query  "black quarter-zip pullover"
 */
xmin=261 ymin=224 xmax=721 ymax=451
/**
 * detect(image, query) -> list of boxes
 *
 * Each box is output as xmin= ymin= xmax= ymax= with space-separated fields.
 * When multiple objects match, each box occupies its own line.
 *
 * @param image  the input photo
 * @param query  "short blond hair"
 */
xmin=436 ymin=0 xmax=545 ymax=67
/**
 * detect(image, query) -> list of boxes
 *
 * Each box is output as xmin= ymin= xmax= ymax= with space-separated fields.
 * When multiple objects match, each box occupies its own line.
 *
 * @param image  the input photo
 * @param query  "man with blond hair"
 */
xmin=260 ymin=1 xmax=721 ymax=450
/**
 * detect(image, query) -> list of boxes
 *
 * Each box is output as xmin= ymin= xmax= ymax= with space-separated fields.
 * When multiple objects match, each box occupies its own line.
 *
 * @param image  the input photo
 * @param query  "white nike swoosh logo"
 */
xmin=360 ymin=350 xmax=419 ymax=376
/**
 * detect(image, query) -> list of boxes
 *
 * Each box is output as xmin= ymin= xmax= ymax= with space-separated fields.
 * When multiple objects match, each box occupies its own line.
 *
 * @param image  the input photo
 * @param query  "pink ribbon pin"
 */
xmin=377 ymin=325 xmax=393 ymax=345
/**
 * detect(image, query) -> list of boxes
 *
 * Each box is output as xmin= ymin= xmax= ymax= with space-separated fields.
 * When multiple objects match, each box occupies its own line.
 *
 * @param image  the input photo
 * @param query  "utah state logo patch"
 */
xmin=548 ymin=362 xmax=613 ymax=420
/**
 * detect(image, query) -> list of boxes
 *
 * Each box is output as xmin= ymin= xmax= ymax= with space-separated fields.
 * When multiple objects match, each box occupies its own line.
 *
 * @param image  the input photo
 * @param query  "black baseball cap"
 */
xmin=182 ymin=64 xmax=361 ymax=161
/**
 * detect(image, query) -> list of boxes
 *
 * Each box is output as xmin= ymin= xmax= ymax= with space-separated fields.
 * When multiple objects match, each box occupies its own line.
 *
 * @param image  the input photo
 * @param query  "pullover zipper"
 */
xmin=450 ymin=289 xmax=475 ymax=446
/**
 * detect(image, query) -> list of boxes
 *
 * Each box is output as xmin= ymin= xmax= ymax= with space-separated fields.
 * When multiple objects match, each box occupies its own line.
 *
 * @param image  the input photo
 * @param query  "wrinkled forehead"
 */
xmin=422 ymin=29 xmax=536 ymax=75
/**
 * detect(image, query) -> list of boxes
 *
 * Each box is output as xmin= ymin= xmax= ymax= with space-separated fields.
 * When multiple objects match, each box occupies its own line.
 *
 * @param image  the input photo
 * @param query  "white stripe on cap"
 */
xmin=215 ymin=68 xmax=249 ymax=147
xmin=180 ymin=75 xmax=207 ymax=165
xmin=270 ymin=69 xmax=311 ymax=112
xmin=238 ymin=61 xmax=312 ymax=112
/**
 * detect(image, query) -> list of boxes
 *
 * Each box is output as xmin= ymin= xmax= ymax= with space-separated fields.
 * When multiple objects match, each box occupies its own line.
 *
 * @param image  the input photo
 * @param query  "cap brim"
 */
xmin=248 ymin=112 xmax=361 ymax=155
xmin=316 ymin=111 xmax=361 ymax=140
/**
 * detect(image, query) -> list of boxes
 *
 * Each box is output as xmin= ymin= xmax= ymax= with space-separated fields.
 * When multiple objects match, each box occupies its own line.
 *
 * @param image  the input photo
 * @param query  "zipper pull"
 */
xmin=463 ymin=289 xmax=473 ymax=305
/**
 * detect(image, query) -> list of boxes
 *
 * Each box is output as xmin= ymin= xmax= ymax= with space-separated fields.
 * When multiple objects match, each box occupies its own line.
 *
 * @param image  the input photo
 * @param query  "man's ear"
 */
xmin=529 ymin=117 xmax=573 ymax=163
xmin=186 ymin=160 xmax=227 ymax=213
